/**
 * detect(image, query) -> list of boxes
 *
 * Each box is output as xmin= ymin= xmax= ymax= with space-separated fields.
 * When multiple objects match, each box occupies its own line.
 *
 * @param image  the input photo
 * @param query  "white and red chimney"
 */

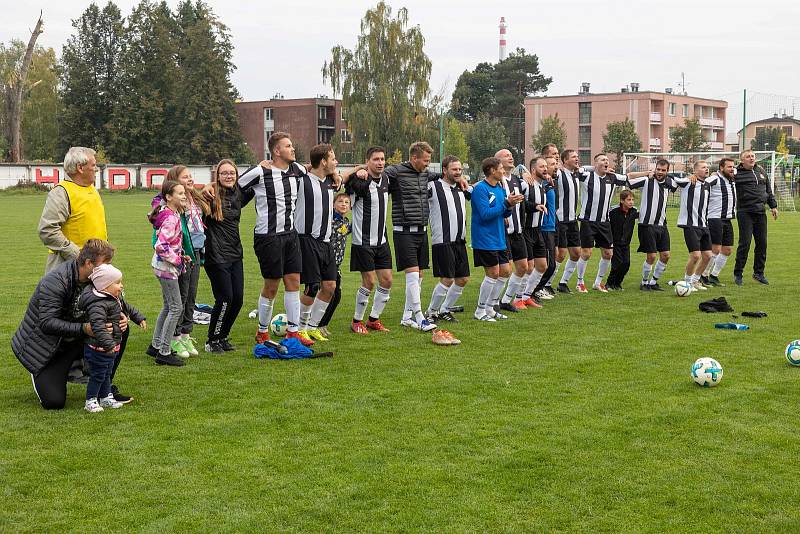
xmin=499 ymin=17 xmax=508 ymax=61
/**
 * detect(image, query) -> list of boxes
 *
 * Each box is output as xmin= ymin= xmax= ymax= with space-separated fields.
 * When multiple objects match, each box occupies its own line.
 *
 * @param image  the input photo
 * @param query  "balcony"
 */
xmin=650 ymin=112 xmax=662 ymax=123
xmin=317 ymin=116 xmax=335 ymax=128
xmin=649 ymin=138 xmax=662 ymax=148
xmin=698 ymin=117 xmax=724 ymax=128
xmin=708 ymin=141 xmax=724 ymax=150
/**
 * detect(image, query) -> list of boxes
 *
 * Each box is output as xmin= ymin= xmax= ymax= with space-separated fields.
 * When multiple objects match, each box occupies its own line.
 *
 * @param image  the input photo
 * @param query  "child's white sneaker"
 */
xmin=99 ymin=393 xmax=123 ymax=409
xmin=85 ymin=397 xmax=104 ymax=413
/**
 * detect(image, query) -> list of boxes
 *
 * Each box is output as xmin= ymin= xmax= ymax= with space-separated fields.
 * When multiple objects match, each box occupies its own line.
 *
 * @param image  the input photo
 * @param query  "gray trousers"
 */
xmin=176 ymin=262 xmax=201 ymax=335
xmin=152 ymin=277 xmax=182 ymax=355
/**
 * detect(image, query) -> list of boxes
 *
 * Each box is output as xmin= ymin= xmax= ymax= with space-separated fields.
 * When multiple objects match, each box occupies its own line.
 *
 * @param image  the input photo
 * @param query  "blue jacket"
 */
xmin=470 ymin=180 xmax=510 ymax=251
xmin=541 ymin=182 xmax=556 ymax=232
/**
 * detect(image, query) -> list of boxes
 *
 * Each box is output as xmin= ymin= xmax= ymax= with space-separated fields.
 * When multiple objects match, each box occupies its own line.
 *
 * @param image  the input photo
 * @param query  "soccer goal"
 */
xmin=622 ymin=151 xmax=797 ymax=212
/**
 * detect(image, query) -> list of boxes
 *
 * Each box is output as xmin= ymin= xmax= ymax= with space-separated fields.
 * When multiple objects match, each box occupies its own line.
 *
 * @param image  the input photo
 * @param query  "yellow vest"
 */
xmin=57 ymin=179 xmax=108 ymax=250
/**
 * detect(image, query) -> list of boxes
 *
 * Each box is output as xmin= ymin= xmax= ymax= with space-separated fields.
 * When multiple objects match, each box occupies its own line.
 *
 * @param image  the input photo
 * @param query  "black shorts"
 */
xmin=299 ymin=236 xmax=338 ymax=284
xmin=393 ymin=232 xmax=429 ymax=272
xmin=507 ymin=232 xmax=528 ymax=262
xmin=683 ymin=227 xmax=712 ymax=252
xmin=350 ymin=242 xmax=393 ymax=272
xmin=473 ymin=248 xmax=510 ymax=268
xmin=254 ymin=231 xmax=301 ymax=279
xmin=708 ymin=218 xmax=734 ymax=247
xmin=637 ymin=225 xmax=671 ymax=254
xmin=557 ymin=221 xmax=581 ymax=248
xmin=432 ymin=242 xmax=470 ymax=279
xmin=526 ymin=227 xmax=548 ymax=259
xmin=579 ymin=221 xmax=614 ymax=250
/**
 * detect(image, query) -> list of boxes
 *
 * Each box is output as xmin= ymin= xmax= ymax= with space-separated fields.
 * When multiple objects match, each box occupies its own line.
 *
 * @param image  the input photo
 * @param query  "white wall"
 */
xmin=0 ymin=164 xmax=217 ymax=190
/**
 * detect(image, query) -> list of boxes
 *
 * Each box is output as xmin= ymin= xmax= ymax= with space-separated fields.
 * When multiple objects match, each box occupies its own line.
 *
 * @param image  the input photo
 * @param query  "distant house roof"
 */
xmin=738 ymin=115 xmax=800 ymax=134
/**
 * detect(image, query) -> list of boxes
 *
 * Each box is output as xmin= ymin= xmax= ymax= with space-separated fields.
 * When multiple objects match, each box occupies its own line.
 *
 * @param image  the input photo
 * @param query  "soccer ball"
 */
xmin=785 ymin=340 xmax=800 ymax=366
xmin=691 ymin=357 xmax=723 ymax=387
xmin=674 ymin=281 xmax=692 ymax=297
xmin=270 ymin=313 xmax=289 ymax=337
xmin=248 ymin=309 xmax=257 ymax=319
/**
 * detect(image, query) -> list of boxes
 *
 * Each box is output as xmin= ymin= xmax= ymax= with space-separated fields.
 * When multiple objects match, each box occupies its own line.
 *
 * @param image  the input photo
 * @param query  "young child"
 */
xmin=79 ymin=264 xmax=146 ymax=413
xmin=317 ymin=192 xmax=352 ymax=337
xmin=606 ymin=190 xmax=638 ymax=291
xmin=149 ymin=179 xmax=190 ymax=366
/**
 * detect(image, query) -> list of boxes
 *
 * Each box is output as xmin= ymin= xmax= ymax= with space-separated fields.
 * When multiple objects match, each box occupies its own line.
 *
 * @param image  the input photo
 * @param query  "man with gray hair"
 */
xmin=38 ymin=146 xmax=107 ymax=273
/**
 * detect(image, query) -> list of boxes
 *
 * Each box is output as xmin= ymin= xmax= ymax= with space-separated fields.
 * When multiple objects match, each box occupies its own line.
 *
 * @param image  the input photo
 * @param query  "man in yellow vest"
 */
xmin=38 ymin=146 xmax=107 ymax=273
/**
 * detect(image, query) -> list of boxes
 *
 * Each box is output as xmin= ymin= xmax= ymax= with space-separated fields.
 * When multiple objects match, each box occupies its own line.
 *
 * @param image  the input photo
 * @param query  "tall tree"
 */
xmin=603 ymin=119 xmax=641 ymax=171
xmin=21 ymin=46 xmax=60 ymax=161
xmin=443 ymin=119 xmax=469 ymax=165
xmin=59 ymin=2 xmax=125 ymax=156
xmin=669 ymin=118 xmax=708 ymax=152
xmin=465 ymin=113 xmax=509 ymax=177
xmin=322 ymin=2 xmax=433 ymax=159
xmin=450 ymin=63 xmax=495 ymax=122
xmin=530 ymin=114 xmax=567 ymax=154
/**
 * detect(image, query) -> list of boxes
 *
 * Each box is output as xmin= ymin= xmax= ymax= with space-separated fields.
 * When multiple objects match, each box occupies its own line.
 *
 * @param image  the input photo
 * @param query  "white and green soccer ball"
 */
xmin=785 ymin=340 xmax=800 ymax=366
xmin=691 ymin=357 xmax=723 ymax=387
xmin=270 ymin=313 xmax=289 ymax=337
xmin=675 ymin=280 xmax=692 ymax=297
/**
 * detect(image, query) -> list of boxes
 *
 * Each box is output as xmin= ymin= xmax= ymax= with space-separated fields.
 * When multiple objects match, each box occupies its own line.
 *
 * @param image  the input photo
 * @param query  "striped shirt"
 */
xmin=627 ymin=175 xmax=678 ymax=226
xmin=525 ymin=179 xmax=547 ymax=228
xmin=428 ymin=179 xmax=471 ymax=245
xmin=238 ymin=163 xmax=304 ymax=235
xmin=675 ymin=175 xmax=719 ymax=228
xmin=555 ymin=167 xmax=581 ymax=223
xmin=707 ymin=171 xmax=737 ymax=220
xmin=346 ymin=173 xmax=389 ymax=247
xmin=578 ymin=171 xmax=628 ymax=223
xmin=503 ymin=173 xmax=527 ymax=235
xmin=294 ymin=172 xmax=336 ymax=242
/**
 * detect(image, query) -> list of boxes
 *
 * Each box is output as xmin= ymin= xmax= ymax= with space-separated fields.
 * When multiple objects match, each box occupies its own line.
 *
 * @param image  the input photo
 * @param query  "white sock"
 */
xmin=257 ymin=295 xmax=274 ymax=333
xmin=299 ymin=302 xmax=312 ymax=330
xmin=524 ymin=270 xmax=544 ymax=296
xmin=404 ymin=271 xmax=421 ymax=322
xmin=711 ymin=253 xmax=729 ymax=277
xmin=516 ymin=273 xmax=530 ymax=300
xmin=284 ymin=291 xmax=301 ymax=333
xmin=476 ymin=276 xmax=496 ymax=314
xmin=642 ymin=261 xmax=653 ymax=283
xmin=490 ymin=276 xmax=508 ymax=306
xmin=594 ymin=258 xmax=610 ymax=286
xmin=442 ymin=283 xmax=464 ymax=312
xmin=369 ymin=286 xmax=391 ymax=320
xmin=427 ymin=282 xmax=449 ymax=314
xmin=703 ymin=254 xmax=717 ymax=277
xmin=546 ymin=261 xmax=561 ymax=287
xmin=560 ymin=259 xmax=577 ymax=284
xmin=576 ymin=258 xmax=588 ymax=283
xmin=501 ymin=274 xmax=523 ymax=304
xmin=651 ymin=260 xmax=667 ymax=284
xmin=309 ymin=298 xmax=329 ymax=328
xmin=353 ymin=286 xmax=371 ymax=322
xmin=685 ymin=272 xmax=694 ymax=284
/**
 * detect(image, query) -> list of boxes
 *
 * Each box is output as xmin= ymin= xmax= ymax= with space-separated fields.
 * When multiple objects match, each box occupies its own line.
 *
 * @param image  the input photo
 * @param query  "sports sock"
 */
xmin=560 ymin=259 xmax=577 ymax=284
xmin=404 ymin=271 xmax=421 ymax=322
xmin=501 ymin=274 xmax=523 ymax=304
xmin=642 ymin=261 xmax=653 ymax=283
xmin=284 ymin=291 xmax=301 ymax=333
xmin=524 ymin=269 xmax=544 ymax=296
xmin=476 ymin=276 xmax=496 ymax=315
xmin=546 ymin=261 xmax=560 ymax=287
xmin=370 ymin=286 xmax=391 ymax=319
xmin=594 ymin=258 xmax=610 ymax=286
xmin=516 ymin=273 xmax=530 ymax=301
xmin=651 ymin=260 xmax=667 ymax=285
xmin=257 ymin=295 xmax=274 ymax=333
xmin=685 ymin=272 xmax=693 ymax=284
xmin=442 ymin=283 xmax=464 ymax=312
xmin=309 ymin=298 xmax=329 ymax=328
xmin=427 ymin=282 xmax=449 ymax=314
xmin=490 ymin=276 xmax=508 ymax=306
xmin=703 ymin=254 xmax=717 ymax=277
xmin=299 ymin=302 xmax=312 ymax=330
xmin=353 ymin=286 xmax=371 ymax=322
xmin=576 ymin=258 xmax=588 ymax=283
xmin=711 ymin=253 xmax=729 ymax=277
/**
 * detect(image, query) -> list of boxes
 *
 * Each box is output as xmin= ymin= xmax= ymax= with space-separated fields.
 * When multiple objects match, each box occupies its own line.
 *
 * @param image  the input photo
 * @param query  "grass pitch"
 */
xmin=1 ymin=191 xmax=799 ymax=532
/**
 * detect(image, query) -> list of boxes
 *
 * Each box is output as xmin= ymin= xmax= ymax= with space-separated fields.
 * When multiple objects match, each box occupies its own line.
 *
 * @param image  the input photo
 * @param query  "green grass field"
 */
xmin=1 ymin=190 xmax=799 ymax=532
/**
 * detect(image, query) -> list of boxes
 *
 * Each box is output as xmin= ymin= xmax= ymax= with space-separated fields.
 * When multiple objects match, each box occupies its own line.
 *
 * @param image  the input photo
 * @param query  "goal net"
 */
xmin=622 ymin=151 xmax=796 ymax=212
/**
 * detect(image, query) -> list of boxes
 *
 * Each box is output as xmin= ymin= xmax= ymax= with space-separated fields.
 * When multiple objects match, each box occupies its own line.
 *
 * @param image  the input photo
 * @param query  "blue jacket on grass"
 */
xmin=470 ymin=180 xmax=511 ymax=251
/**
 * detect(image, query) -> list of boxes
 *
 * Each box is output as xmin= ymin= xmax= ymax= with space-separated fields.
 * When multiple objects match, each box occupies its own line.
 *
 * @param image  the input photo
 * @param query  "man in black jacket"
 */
xmin=733 ymin=149 xmax=779 ymax=285
xmin=11 ymin=239 xmax=131 ymax=409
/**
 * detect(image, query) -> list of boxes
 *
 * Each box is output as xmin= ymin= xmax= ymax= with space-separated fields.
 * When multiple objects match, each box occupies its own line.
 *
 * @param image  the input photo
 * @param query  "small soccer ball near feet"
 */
xmin=674 ymin=281 xmax=692 ymax=297
xmin=270 ymin=313 xmax=288 ymax=337
xmin=691 ymin=357 xmax=723 ymax=387
xmin=248 ymin=309 xmax=257 ymax=319
xmin=785 ymin=340 xmax=800 ymax=366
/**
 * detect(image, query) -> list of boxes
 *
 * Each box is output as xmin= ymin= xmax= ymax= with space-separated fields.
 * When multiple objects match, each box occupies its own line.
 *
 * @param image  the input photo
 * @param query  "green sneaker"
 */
xmin=171 ymin=339 xmax=190 ymax=358
xmin=181 ymin=336 xmax=199 ymax=356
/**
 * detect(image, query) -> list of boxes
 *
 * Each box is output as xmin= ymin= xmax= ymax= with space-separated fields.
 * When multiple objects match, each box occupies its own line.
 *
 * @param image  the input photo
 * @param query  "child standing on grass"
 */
xmin=606 ymin=190 xmax=638 ymax=291
xmin=79 ymin=264 xmax=147 ymax=413
xmin=317 ymin=192 xmax=352 ymax=337
xmin=149 ymin=180 xmax=190 ymax=367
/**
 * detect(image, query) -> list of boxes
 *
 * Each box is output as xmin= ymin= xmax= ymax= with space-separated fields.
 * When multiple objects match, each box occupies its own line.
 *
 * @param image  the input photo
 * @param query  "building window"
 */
xmin=341 ymin=107 xmax=348 ymax=121
xmin=264 ymin=108 xmax=273 ymax=121
xmin=682 ymin=104 xmax=689 ymax=117
xmin=341 ymin=129 xmax=352 ymax=143
xmin=579 ymin=126 xmax=591 ymax=147
xmin=668 ymin=103 xmax=676 ymax=116
xmin=319 ymin=106 xmax=328 ymax=120
xmin=578 ymin=150 xmax=592 ymax=165
xmin=782 ymin=126 xmax=793 ymax=137
xmin=579 ymin=102 xmax=592 ymax=124
xmin=318 ymin=129 xmax=333 ymax=143
xmin=668 ymin=127 xmax=676 ymax=139
xmin=755 ymin=127 xmax=764 ymax=137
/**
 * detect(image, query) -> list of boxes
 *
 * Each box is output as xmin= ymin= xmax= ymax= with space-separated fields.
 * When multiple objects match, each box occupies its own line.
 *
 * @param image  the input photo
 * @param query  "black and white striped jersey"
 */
xmin=345 ymin=173 xmax=389 ymax=247
xmin=525 ymin=179 xmax=547 ymax=229
xmin=675 ymin=175 xmax=719 ymax=228
xmin=428 ymin=179 xmax=471 ymax=245
xmin=627 ymin=175 xmax=678 ymax=226
xmin=238 ymin=162 xmax=303 ymax=235
xmin=707 ymin=171 xmax=737 ymax=220
xmin=502 ymin=173 xmax=527 ymax=235
xmin=294 ymin=172 xmax=336 ymax=242
xmin=578 ymin=171 xmax=628 ymax=223
xmin=555 ymin=167 xmax=581 ymax=223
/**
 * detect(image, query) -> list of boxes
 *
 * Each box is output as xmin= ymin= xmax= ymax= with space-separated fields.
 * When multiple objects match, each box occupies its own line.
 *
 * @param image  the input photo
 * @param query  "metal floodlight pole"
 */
xmin=742 ymin=89 xmax=747 ymax=152
xmin=439 ymin=111 xmax=445 ymax=164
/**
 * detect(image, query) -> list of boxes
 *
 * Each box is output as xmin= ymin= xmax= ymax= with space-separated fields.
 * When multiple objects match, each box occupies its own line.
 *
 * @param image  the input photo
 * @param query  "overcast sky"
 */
xmin=2 ymin=0 xmax=799 ymax=133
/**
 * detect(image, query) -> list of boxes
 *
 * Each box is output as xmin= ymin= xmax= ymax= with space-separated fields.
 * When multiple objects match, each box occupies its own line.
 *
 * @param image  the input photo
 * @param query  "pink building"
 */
xmin=524 ymin=84 xmax=728 ymax=167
